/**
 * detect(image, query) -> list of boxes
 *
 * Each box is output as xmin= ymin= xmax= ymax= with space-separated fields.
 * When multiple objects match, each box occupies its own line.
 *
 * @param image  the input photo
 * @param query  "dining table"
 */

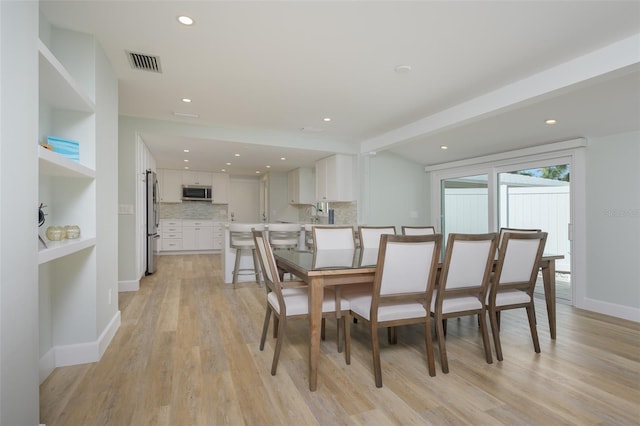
xmin=274 ymin=247 xmax=564 ymax=391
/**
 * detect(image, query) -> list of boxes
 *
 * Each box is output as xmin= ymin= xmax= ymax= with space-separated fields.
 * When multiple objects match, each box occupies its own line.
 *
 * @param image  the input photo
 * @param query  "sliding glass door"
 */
xmin=437 ymin=156 xmax=573 ymax=303
xmin=497 ymin=163 xmax=571 ymax=302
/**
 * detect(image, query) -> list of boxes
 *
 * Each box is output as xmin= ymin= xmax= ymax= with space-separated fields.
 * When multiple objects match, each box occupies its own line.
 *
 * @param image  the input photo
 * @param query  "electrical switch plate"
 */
xmin=118 ymin=204 xmax=134 ymax=215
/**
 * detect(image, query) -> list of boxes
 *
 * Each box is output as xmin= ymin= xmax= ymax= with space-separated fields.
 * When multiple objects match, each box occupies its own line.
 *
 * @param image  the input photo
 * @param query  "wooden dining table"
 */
xmin=274 ymin=248 xmax=564 ymax=392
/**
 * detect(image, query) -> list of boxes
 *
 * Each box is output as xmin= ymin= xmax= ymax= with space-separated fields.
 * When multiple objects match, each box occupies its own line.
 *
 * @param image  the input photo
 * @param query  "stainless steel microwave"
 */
xmin=182 ymin=185 xmax=212 ymax=201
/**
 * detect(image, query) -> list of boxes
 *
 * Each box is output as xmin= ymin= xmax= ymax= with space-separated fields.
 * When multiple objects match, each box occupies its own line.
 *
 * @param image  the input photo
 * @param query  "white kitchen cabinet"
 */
xmin=182 ymin=220 xmax=215 ymax=250
xmin=288 ymin=167 xmax=314 ymax=204
xmin=161 ymin=219 xmax=183 ymax=251
xmin=212 ymin=223 xmax=224 ymax=250
xmin=158 ymin=169 xmax=183 ymax=203
xmin=315 ymin=154 xmax=355 ymax=202
xmin=183 ymin=170 xmax=213 ymax=186
xmin=211 ymin=172 xmax=230 ymax=204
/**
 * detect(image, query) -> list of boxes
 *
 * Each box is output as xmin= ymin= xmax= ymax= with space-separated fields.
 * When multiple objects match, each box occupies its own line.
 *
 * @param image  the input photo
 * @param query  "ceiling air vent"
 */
xmin=126 ymin=50 xmax=162 ymax=73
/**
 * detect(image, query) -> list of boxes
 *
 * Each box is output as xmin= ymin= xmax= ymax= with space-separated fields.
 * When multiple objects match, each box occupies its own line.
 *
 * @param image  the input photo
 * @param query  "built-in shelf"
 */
xmin=38 ymin=236 xmax=96 ymax=264
xmin=38 ymin=39 xmax=95 ymax=112
xmin=38 ymin=145 xmax=95 ymax=178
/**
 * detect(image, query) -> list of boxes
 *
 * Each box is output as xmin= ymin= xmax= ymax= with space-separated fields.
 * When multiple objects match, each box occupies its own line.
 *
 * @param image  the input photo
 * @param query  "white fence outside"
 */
xmin=443 ymin=184 xmax=570 ymax=272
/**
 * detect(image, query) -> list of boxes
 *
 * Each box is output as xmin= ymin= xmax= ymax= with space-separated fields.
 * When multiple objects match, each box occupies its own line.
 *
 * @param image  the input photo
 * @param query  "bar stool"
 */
xmin=230 ymin=223 xmax=265 ymax=288
xmin=268 ymin=223 xmax=301 ymax=250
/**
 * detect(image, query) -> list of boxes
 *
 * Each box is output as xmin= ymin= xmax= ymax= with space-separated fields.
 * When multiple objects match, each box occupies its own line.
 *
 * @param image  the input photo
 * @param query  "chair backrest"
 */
xmin=312 ymin=226 xmax=356 ymax=250
xmin=437 ymin=233 xmax=497 ymax=297
xmin=268 ymin=223 xmax=301 ymax=248
xmin=371 ymin=234 xmax=442 ymax=318
xmin=358 ymin=226 xmax=397 ymax=249
xmin=230 ymin=223 xmax=265 ymax=247
xmin=491 ymin=232 xmax=547 ymax=298
xmin=401 ymin=226 xmax=436 ymax=236
xmin=252 ymin=230 xmax=286 ymax=306
xmin=498 ymin=227 xmax=541 ymax=250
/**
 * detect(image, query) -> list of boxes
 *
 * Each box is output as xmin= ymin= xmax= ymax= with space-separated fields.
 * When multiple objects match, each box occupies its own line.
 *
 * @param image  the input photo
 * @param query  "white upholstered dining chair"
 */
xmin=358 ymin=226 xmax=397 ymax=249
xmin=229 ymin=223 xmax=265 ymax=288
xmin=344 ymin=234 xmax=442 ymax=386
xmin=401 ymin=226 xmax=436 ymax=235
xmin=429 ymin=232 xmax=497 ymax=373
xmin=486 ymin=231 xmax=547 ymax=361
xmin=312 ymin=226 xmax=356 ymax=250
xmin=498 ymin=227 xmax=541 ymax=249
xmin=252 ymin=230 xmax=350 ymax=375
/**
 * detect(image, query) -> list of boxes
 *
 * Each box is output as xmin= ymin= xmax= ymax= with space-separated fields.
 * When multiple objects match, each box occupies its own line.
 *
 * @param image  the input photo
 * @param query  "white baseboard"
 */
xmin=39 ymin=348 xmax=56 ymax=384
xmin=578 ymin=297 xmax=640 ymax=322
xmin=119 ymin=279 xmax=139 ymax=292
xmin=38 ymin=310 xmax=121 ymax=384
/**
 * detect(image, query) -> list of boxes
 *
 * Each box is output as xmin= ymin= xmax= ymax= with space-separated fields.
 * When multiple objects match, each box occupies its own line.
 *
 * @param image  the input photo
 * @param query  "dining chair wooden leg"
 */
xmin=489 ymin=309 xmax=503 ymax=361
xmin=526 ymin=304 xmax=541 ymax=353
xmin=435 ymin=314 xmax=449 ymax=374
xmin=478 ymin=310 xmax=493 ymax=364
xmin=259 ymin=306 xmax=272 ymax=351
xmin=271 ymin=315 xmax=287 ymax=375
xmin=387 ymin=326 xmax=397 ymax=344
xmin=371 ymin=323 xmax=383 ymax=388
xmin=344 ymin=316 xmax=351 ymax=365
xmin=425 ymin=317 xmax=436 ymax=377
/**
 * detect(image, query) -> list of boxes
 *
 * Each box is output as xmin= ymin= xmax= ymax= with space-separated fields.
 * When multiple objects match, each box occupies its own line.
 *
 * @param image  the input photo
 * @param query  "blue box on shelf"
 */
xmin=47 ymin=136 xmax=79 ymax=162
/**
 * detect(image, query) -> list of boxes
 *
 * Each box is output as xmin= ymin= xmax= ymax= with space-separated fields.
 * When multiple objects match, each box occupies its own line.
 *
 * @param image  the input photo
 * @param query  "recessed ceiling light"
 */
xmin=234 ymin=153 xmax=240 ymax=157
xmin=323 ymin=117 xmax=331 ymax=122
xmin=280 ymin=157 xmax=286 ymax=161
xmin=395 ymin=65 xmax=412 ymax=73
xmin=221 ymin=168 xmax=226 ymax=172
xmin=184 ymin=159 xmax=189 ymax=162
xmin=266 ymin=165 xmax=271 ymax=168
xmin=184 ymin=166 xmax=189 ymax=169
xmin=183 ymin=149 xmax=190 ymax=153
xmin=440 ymin=145 xmax=448 ymax=150
xmin=545 ymin=119 xmax=557 ymax=125
xmin=255 ymin=171 xmax=261 ymax=174
xmin=177 ymin=15 xmax=194 ymax=26
xmin=182 ymin=98 xmax=191 ymax=103
xmin=226 ymin=162 xmax=231 ymax=166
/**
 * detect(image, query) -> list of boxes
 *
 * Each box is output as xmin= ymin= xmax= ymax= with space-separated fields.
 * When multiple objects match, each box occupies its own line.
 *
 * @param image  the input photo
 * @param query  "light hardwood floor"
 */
xmin=40 ymin=254 xmax=640 ymax=425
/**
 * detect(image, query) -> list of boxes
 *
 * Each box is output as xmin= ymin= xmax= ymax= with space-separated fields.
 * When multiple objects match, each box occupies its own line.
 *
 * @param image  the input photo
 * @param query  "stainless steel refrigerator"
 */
xmin=146 ymin=170 xmax=160 ymax=275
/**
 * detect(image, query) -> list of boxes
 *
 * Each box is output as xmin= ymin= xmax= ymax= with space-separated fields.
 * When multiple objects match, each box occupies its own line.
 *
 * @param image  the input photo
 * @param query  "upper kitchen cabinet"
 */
xmin=183 ymin=170 xmax=213 ymax=186
xmin=158 ymin=168 xmax=182 ymax=203
xmin=315 ymin=154 xmax=355 ymax=202
xmin=211 ymin=172 xmax=229 ymax=204
xmin=288 ymin=167 xmax=314 ymax=204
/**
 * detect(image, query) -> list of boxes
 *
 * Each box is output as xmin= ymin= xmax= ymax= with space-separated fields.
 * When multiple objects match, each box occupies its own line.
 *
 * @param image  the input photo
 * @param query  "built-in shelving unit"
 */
xmin=38 ymin=24 xmax=102 ymax=380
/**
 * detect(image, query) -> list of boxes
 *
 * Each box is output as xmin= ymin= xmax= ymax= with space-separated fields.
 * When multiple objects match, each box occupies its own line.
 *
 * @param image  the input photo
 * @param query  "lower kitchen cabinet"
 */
xmin=182 ymin=220 xmax=215 ymax=250
xmin=160 ymin=219 xmax=222 ymax=252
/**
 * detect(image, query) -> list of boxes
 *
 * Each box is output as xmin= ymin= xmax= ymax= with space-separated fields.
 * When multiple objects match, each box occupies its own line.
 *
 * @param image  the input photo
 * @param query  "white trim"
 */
xmin=424 ymin=138 xmax=586 ymax=172
xmin=38 ymin=348 xmax=56 ymax=384
xmin=38 ymin=311 xmax=121 ymax=383
xmin=119 ymin=279 xmax=140 ymax=292
xmin=579 ymin=298 xmax=640 ymax=323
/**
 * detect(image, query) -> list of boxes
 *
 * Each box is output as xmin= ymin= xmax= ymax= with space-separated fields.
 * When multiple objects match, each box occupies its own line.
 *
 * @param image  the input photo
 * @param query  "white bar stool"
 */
xmin=229 ymin=223 xmax=265 ymax=288
xmin=268 ymin=223 xmax=301 ymax=250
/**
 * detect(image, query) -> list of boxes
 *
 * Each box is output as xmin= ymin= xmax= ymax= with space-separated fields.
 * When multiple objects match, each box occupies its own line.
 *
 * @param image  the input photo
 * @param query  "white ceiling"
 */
xmin=40 ymin=1 xmax=640 ymax=176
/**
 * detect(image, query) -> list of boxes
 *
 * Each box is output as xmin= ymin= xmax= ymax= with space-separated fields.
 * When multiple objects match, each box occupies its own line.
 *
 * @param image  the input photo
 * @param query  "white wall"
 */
xmin=584 ymin=131 xmax=640 ymax=320
xmin=361 ymin=151 xmax=430 ymax=229
xmin=95 ymin=36 xmax=120 ymax=335
xmin=0 ymin=1 xmax=40 ymax=424
xmin=229 ymin=177 xmax=260 ymax=223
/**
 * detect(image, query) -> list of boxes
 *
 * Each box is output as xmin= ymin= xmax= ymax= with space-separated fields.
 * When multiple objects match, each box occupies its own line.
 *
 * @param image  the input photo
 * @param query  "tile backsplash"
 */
xmin=160 ymin=201 xmax=228 ymax=221
xmin=298 ymin=202 xmax=357 ymax=225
